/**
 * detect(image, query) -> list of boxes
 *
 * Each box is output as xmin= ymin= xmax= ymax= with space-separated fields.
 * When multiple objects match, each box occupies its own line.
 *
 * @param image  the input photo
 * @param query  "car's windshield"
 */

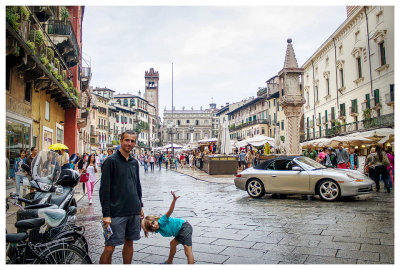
xmin=295 ymin=156 xmax=326 ymax=170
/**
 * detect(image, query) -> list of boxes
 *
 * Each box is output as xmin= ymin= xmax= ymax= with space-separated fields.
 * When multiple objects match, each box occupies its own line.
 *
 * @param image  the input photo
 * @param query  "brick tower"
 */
xmin=144 ymin=68 xmax=159 ymax=117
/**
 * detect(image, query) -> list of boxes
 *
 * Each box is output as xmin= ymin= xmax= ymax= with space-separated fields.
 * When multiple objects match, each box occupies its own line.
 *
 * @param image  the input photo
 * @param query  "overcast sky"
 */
xmin=82 ymin=6 xmax=347 ymax=117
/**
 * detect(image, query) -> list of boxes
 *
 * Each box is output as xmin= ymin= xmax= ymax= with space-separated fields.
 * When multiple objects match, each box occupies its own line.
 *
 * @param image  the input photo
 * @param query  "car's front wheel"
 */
xmin=246 ymin=179 xmax=265 ymax=198
xmin=318 ymin=179 xmax=341 ymax=201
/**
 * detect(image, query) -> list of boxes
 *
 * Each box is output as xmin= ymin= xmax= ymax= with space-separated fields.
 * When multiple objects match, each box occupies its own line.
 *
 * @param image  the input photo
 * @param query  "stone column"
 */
xmin=279 ymin=39 xmax=305 ymax=155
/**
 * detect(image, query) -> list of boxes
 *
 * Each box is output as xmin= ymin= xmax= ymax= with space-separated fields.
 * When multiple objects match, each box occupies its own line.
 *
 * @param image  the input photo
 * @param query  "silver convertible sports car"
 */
xmin=234 ymin=156 xmax=375 ymax=201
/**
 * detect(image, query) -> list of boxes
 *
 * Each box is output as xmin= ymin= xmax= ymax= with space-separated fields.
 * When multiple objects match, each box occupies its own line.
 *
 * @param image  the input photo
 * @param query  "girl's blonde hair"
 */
xmin=141 ymin=215 xmax=160 ymax=237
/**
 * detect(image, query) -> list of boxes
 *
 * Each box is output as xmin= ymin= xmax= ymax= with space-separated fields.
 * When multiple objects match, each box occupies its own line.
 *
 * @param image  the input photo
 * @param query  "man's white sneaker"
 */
xmin=89 ymin=199 xmax=92 ymax=205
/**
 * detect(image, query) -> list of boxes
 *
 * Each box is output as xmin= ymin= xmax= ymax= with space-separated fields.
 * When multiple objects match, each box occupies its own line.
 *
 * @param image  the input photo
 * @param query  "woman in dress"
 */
xmin=85 ymin=154 xmax=98 ymax=204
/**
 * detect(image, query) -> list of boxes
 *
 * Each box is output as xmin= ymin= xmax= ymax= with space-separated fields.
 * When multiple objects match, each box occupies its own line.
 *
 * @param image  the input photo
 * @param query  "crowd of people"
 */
xmin=303 ymin=142 xmax=394 ymax=193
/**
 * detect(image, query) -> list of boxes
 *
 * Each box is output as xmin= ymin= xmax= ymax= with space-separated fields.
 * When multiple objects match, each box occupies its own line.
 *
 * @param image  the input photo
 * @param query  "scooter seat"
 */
xmin=38 ymin=208 xmax=66 ymax=227
xmin=15 ymin=218 xmax=45 ymax=230
xmin=24 ymin=204 xmax=57 ymax=210
xmin=6 ymin=232 xmax=28 ymax=243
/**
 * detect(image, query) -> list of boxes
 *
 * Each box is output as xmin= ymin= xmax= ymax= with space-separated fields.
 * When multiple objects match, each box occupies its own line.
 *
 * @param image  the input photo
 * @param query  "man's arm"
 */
xmin=166 ymin=191 xmax=180 ymax=218
xmin=99 ymin=158 xmax=113 ymax=225
xmin=135 ymin=160 xmax=144 ymax=219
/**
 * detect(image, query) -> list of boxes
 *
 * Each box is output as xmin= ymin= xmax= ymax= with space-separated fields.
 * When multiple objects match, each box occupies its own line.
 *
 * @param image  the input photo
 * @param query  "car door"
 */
xmin=264 ymin=159 xmax=310 ymax=193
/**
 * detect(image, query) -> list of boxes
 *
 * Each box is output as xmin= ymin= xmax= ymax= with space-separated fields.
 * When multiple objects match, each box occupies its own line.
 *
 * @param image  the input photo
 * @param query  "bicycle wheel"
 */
xmin=33 ymin=243 xmax=92 ymax=264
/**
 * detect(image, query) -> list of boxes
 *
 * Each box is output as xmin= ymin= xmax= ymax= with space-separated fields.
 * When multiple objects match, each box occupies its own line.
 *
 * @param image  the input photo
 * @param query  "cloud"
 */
xmin=82 ymin=6 xmax=347 ymax=117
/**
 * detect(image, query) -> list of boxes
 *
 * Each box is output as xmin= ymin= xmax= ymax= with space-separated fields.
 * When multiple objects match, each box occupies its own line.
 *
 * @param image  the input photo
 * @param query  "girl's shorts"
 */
xmin=174 ymin=222 xmax=193 ymax=246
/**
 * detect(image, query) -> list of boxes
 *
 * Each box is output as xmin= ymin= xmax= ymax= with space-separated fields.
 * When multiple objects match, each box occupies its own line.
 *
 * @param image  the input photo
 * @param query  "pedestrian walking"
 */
xmin=149 ymin=154 xmax=155 ymax=172
xmin=245 ymin=151 xmax=253 ymax=169
xmin=158 ymin=153 xmax=163 ymax=170
xmin=318 ymin=147 xmax=328 ymax=164
xmin=368 ymin=145 xmax=391 ymax=193
xmin=26 ymin=146 xmax=38 ymax=169
xmin=174 ymin=154 xmax=179 ymax=169
xmin=303 ymin=145 xmax=318 ymax=160
xmin=13 ymin=149 xmax=27 ymax=196
xmin=99 ymin=130 xmax=144 ymax=264
xmin=180 ymin=153 xmax=185 ymax=168
xmin=323 ymin=147 xmax=337 ymax=168
xmin=142 ymin=191 xmax=194 ymax=264
xmin=60 ymin=148 xmax=70 ymax=169
xmin=78 ymin=153 xmax=87 ymax=194
xmin=144 ymin=153 xmax=149 ymax=172
xmin=335 ymin=142 xmax=349 ymax=169
xmin=365 ymin=147 xmax=376 ymax=178
xmin=189 ymin=153 xmax=194 ymax=168
xmin=85 ymin=154 xmax=98 ymax=205
xmin=239 ymin=150 xmax=246 ymax=170
xmin=348 ymin=147 xmax=359 ymax=170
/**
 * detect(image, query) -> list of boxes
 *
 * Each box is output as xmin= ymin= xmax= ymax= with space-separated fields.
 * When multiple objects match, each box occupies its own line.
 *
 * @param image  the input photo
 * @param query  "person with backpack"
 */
xmin=323 ymin=147 xmax=337 ymax=168
xmin=367 ymin=145 xmax=391 ymax=193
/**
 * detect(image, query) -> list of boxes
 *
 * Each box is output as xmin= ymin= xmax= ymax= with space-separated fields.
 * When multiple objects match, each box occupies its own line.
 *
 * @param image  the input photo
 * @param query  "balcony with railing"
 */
xmin=229 ymin=119 xmax=268 ymax=132
xmin=6 ymin=6 xmax=80 ymax=110
xmin=300 ymin=113 xmax=394 ymax=143
xmin=385 ymin=92 xmax=394 ymax=106
xmin=328 ymin=113 xmax=335 ymax=122
xmin=81 ymin=66 xmax=91 ymax=91
xmin=309 ymin=119 xmax=314 ymax=128
xmin=316 ymin=117 xmax=321 ymax=126
xmin=45 ymin=19 xmax=80 ymax=67
xmin=349 ymin=105 xmax=358 ymax=117
xmin=97 ymin=125 xmax=108 ymax=131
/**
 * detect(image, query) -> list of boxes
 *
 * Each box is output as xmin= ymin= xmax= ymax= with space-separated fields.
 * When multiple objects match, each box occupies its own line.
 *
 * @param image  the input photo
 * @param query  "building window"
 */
xmin=195 ymin=120 xmax=199 ymax=125
xmin=373 ymin=89 xmax=380 ymax=105
xmin=379 ymin=41 xmax=386 ymax=66
xmin=277 ymin=102 xmax=279 ymax=111
xmin=45 ymin=101 xmax=50 ymax=121
xmin=25 ymin=81 xmax=32 ymax=103
xmin=177 ymin=120 xmax=181 ymax=126
xmin=56 ymin=127 xmax=64 ymax=143
xmin=357 ymin=57 xmax=362 ymax=78
xmin=281 ymin=120 xmax=284 ymax=130
xmin=339 ymin=103 xmax=346 ymax=117
xmin=326 ymin=78 xmax=330 ymax=96
xmin=130 ymin=99 xmax=134 ymax=106
xmin=186 ymin=120 xmax=190 ymax=124
xmin=316 ymin=85 xmax=319 ymax=101
xmin=339 ymin=68 xmax=344 ymax=88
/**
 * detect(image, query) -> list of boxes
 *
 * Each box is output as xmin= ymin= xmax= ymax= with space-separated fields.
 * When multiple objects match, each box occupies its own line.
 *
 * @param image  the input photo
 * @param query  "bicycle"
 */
xmin=6 ymin=221 xmax=92 ymax=264
xmin=7 ymin=195 xmax=89 ymax=254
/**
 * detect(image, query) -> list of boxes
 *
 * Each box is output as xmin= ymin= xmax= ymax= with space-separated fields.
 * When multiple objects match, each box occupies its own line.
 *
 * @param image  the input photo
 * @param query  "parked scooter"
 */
xmin=17 ymin=150 xmax=81 ymax=222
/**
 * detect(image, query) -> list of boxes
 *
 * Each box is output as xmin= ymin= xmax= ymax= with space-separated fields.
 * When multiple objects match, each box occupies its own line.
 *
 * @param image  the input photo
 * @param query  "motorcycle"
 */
xmin=17 ymin=150 xmax=81 ymax=222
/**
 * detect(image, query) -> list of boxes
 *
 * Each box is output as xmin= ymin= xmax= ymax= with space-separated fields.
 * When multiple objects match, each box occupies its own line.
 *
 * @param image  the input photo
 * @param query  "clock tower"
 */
xmin=144 ymin=68 xmax=159 ymax=117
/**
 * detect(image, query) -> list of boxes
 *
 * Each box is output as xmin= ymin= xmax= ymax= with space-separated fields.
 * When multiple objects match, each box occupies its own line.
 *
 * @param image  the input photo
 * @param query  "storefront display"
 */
xmin=6 ymin=118 xmax=31 ymax=178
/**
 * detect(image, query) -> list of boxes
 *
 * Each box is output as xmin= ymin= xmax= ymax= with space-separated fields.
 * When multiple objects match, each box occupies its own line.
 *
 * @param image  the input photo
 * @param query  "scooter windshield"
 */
xmin=32 ymin=150 xmax=61 ymax=183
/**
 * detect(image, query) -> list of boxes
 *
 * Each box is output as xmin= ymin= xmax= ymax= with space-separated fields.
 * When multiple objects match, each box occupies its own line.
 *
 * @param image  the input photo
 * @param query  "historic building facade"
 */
xmin=161 ymin=104 xmax=218 ymax=145
xmin=302 ymin=6 xmax=394 ymax=141
xmin=6 ymin=6 xmax=87 ymax=173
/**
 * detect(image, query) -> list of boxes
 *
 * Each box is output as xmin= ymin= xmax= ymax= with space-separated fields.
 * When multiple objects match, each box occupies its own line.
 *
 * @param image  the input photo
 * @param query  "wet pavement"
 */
xmin=6 ymin=165 xmax=392 ymax=264
xmin=74 ymin=164 xmax=394 ymax=264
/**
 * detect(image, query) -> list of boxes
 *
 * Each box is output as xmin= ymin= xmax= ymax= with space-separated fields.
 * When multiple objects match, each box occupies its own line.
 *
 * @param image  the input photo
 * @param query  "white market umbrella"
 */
xmin=162 ymin=143 xmax=183 ymax=149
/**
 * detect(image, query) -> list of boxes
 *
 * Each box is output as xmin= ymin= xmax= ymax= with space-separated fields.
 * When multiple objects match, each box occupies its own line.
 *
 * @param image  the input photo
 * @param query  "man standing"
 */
xmin=239 ymin=150 xmax=246 ymax=170
xmin=323 ymin=147 xmax=337 ymax=168
xmin=348 ymin=147 xmax=358 ymax=170
xmin=60 ymin=148 xmax=70 ymax=169
xmin=303 ymin=144 xmax=317 ymax=160
xmin=99 ymin=130 xmax=144 ymax=264
xmin=335 ymin=142 xmax=350 ymax=169
xmin=26 ymin=146 xmax=38 ymax=169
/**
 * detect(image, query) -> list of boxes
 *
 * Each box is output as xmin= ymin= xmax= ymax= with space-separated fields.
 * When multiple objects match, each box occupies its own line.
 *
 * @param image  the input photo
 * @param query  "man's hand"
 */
xmin=171 ymin=191 xmax=180 ymax=201
xmin=141 ymin=208 xmax=144 ymax=220
xmin=102 ymin=217 xmax=111 ymax=227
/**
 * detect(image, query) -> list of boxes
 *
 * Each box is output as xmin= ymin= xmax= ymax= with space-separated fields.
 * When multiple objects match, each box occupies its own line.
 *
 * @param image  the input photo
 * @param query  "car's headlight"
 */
xmin=346 ymin=173 xmax=364 ymax=182
xmin=38 ymin=182 xmax=52 ymax=191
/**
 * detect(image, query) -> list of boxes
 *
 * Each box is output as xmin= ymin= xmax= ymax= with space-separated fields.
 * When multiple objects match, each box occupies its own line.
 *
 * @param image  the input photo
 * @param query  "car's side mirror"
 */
xmin=292 ymin=166 xmax=303 ymax=171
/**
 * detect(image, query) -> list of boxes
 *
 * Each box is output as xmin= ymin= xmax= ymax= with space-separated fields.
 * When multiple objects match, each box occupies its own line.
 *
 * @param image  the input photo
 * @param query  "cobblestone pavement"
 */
xmin=77 ymin=165 xmax=394 ymax=264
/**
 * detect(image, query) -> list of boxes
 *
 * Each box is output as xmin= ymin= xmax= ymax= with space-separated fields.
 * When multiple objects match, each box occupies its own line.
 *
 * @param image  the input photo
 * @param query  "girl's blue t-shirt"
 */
xmin=156 ymin=214 xmax=185 ymax=237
